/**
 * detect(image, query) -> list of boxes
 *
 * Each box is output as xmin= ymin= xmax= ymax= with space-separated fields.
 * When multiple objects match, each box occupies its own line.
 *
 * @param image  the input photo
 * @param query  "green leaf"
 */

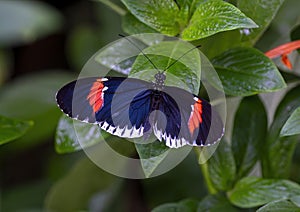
xmin=237 ymin=0 xmax=286 ymax=45
xmin=172 ymin=0 xmax=207 ymax=28
xmin=0 ymin=72 xmax=74 ymax=150
xmin=122 ymin=13 xmax=158 ymax=35
xmin=45 ymin=158 xmax=118 ymax=211
xmin=152 ymin=199 xmax=198 ymax=212
xmin=0 ymin=116 xmax=33 ymax=145
xmin=291 ymin=24 xmax=300 ymax=54
xmin=207 ymin=140 xmax=236 ymax=191
xmin=257 ymin=199 xmax=300 ymax=212
xmin=55 ymin=115 xmax=107 ymax=153
xmin=228 ymin=177 xmax=300 ymax=208
xmin=291 ymin=24 xmax=300 ymax=41
xmin=180 ymin=199 xmax=199 ymax=211
xmin=135 ymin=139 xmax=194 ymax=178
xmin=121 ymin=0 xmax=180 ymax=36
xmin=280 ymin=107 xmax=300 ymax=136
xmin=56 ymin=114 xmax=136 ymax=155
xmin=291 ymin=196 xmax=300 ymax=207
xmin=181 ymin=0 xmax=257 ymax=41
xmin=121 ymin=18 xmax=165 ymax=45
xmin=176 ymin=0 xmax=206 ymax=17
xmin=135 ymin=141 xmax=170 ymax=178
xmin=197 ymin=194 xmax=238 ymax=212
xmin=262 ymin=85 xmax=300 ymax=178
xmin=211 ymin=47 xmax=286 ymax=96
xmin=152 ymin=203 xmax=190 ymax=212
xmin=254 ymin=0 xmax=300 ymax=51
xmin=196 ymin=30 xmax=243 ymax=59
xmin=232 ymin=96 xmax=267 ymax=179
xmin=0 ymin=0 xmax=62 ymax=46
xmin=95 ymin=37 xmax=147 ymax=75
xmin=130 ymin=40 xmax=201 ymax=93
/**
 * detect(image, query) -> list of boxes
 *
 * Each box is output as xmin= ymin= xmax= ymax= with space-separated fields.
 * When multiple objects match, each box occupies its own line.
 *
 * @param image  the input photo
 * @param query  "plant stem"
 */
xmin=94 ymin=0 xmax=126 ymax=16
xmin=200 ymin=162 xmax=218 ymax=194
xmin=194 ymin=148 xmax=218 ymax=194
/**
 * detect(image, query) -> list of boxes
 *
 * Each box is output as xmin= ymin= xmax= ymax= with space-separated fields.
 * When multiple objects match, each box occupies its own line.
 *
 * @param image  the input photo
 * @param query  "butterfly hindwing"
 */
xmin=153 ymin=86 xmax=223 ymax=148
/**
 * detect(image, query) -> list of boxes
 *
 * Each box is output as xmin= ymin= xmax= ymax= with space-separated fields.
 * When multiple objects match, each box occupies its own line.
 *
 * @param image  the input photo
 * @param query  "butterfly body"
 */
xmin=56 ymin=75 xmax=224 ymax=148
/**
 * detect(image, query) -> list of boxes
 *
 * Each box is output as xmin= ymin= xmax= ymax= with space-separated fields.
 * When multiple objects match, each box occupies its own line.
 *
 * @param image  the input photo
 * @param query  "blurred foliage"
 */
xmin=0 ymin=72 xmax=75 ymax=150
xmin=0 ymin=0 xmax=63 ymax=47
xmin=0 ymin=0 xmax=300 ymax=211
xmin=0 ymin=116 xmax=33 ymax=145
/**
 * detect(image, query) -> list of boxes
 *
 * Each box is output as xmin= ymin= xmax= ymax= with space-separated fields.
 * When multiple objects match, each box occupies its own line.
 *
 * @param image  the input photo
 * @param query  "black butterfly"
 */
xmin=56 ymin=70 xmax=224 ymax=148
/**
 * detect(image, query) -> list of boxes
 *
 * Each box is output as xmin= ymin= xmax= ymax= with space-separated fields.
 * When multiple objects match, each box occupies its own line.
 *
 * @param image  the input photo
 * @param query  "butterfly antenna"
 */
xmin=162 ymin=44 xmax=201 ymax=73
xmin=118 ymin=34 xmax=160 ymax=71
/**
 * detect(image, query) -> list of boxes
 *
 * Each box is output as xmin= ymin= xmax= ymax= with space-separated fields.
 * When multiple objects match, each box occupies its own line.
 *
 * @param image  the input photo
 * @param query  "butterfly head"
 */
xmin=153 ymin=72 xmax=166 ymax=90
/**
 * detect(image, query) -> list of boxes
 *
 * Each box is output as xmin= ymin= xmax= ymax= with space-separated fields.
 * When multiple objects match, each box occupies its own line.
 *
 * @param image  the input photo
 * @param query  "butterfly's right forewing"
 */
xmin=56 ymin=77 xmax=154 ymax=138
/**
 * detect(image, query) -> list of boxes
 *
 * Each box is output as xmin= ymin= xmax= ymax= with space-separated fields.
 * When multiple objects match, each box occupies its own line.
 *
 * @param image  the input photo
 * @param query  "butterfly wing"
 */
xmin=153 ymin=86 xmax=224 ymax=148
xmin=56 ymin=77 xmax=153 ymax=138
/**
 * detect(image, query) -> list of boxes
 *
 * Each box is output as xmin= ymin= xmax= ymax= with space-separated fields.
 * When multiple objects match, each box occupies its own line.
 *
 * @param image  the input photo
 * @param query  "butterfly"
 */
xmin=56 ymin=70 xmax=224 ymax=148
